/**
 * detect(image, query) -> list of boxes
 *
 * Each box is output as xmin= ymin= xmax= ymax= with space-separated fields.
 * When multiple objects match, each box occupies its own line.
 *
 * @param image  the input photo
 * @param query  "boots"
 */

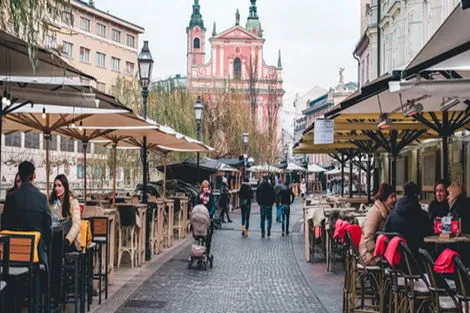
xmin=241 ymin=225 xmax=246 ymax=237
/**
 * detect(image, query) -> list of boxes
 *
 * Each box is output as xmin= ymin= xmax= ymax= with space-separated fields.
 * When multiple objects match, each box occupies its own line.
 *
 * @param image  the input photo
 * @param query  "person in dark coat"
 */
xmin=1 ymin=161 xmax=52 ymax=269
xmin=447 ymin=183 xmax=470 ymax=234
xmin=277 ymin=182 xmax=295 ymax=236
xmin=384 ymin=182 xmax=433 ymax=253
xmin=218 ymin=177 xmax=232 ymax=223
xmin=256 ymin=176 xmax=276 ymax=238
xmin=428 ymin=180 xmax=449 ymax=222
xmin=239 ymin=178 xmax=253 ymax=237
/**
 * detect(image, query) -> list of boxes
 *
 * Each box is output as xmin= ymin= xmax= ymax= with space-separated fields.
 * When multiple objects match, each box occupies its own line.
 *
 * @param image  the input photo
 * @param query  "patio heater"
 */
xmin=193 ymin=96 xmax=204 ymax=184
xmin=243 ymin=130 xmax=249 ymax=179
xmin=138 ymin=40 xmax=154 ymax=204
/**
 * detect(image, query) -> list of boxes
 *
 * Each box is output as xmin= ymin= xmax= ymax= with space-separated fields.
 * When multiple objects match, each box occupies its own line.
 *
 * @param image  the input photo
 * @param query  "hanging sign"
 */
xmin=314 ymin=120 xmax=334 ymax=144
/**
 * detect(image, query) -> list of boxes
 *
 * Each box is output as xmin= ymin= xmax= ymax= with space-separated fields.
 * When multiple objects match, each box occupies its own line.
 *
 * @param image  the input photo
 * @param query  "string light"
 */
xmin=42 ymin=107 xmax=46 ymax=119
xmin=1 ymin=91 xmax=8 ymax=106
xmin=78 ymin=121 xmax=83 ymax=131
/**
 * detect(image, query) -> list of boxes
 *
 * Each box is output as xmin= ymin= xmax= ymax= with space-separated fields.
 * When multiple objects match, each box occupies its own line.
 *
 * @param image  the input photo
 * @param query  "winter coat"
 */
xmin=359 ymin=200 xmax=393 ymax=265
xmin=256 ymin=180 xmax=276 ymax=207
xmin=63 ymin=197 xmax=81 ymax=250
xmin=277 ymin=186 xmax=295 ymax=206
xmin=428 ymin=200 xmax=449 ymax=222
xmin=219 ymin=183 xmax=230 ymax=206
xmin=384 ymin=195 xmax=433 ymax=253
xmin=449 ymin=195 xmax=470 ymax=234
xmin=239 ymin=183 xmax=253 ymax=202
xmin=196 ymin=192 xmax=216 ymax=218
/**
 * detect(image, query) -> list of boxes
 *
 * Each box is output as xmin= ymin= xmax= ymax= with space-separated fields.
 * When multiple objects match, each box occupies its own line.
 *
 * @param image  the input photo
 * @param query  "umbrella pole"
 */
xmin=45 ymin=132 xmax=51 ymax=198
xmin=112 ymin=143 xmax=117 ymax=205
xmin=83 ymin=141 xmax=88 ymax=204
xmin=0 ymin=114 xmax=3 ymax=196
xmin=163 ymin=153 xmax=167 ymax=198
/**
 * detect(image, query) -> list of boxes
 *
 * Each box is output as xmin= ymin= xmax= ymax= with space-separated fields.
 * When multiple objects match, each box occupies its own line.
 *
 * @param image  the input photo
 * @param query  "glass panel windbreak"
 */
xmin=24 ymin=133 xmax=40 ymax=149
xmin=60 ymin=136 xmax=75 ymax=152
xmin=77 ymin=141 xmax=91 ymax=153
xmin=4 ymin=133 xmax=21 ymax=147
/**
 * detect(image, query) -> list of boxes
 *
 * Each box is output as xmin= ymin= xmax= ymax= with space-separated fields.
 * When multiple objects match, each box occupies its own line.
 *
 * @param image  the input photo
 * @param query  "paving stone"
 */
xmin=113 ymin=200 xmax=330 ymax=313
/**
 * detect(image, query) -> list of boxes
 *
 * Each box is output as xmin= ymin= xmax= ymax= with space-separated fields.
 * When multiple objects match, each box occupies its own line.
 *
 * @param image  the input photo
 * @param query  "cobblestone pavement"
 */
xmin=113 ymin=199 xmax=332 ymax=313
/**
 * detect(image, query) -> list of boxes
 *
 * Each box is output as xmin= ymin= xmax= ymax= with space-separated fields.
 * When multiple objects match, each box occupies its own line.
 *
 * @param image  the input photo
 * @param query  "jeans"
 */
xmin=276 ymin=204 xmax=282 ymax=222
xmin=241 ymin=200 xmax=251 ymax=230
xmin=280 ymin=204 xmax=290 ymax=233
xmin=260 ymin=205 xmax=273 ymax=235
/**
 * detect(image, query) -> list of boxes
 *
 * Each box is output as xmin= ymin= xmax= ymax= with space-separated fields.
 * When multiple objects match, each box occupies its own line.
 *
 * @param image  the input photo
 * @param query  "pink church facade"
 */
xmin=186 ymin=0 xmax=284 ymax=130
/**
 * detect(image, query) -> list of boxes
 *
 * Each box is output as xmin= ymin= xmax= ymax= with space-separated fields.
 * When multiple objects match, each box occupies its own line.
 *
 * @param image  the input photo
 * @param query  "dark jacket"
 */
xmin=1 ymin=182 xmax=52 ymax=267
xmin=239 ymin=183 xmax=253 ymax=202
xmin=219 ymin=183 xmax=230 ymax=206
xmin=449 ymin=195 xmax=470 ymax=234
xmin=428 ymin=200 xmax=449 ymax=222
xmin=384 ymin=195 xmax=433 ymax=253
xmin=277 ymin=186 xmax=295 ymax=206
xmin=256 ymin=180 xmax=276 ymax=207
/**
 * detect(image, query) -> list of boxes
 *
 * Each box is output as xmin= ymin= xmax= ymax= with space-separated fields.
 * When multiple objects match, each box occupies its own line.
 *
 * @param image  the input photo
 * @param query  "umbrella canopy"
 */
xmin=286 ymin=163 xmax=307 ymax=172
xmin=248 ymin=164 xmax=283 ymax=174
xmin=308 ymin=164 xmax=326 ymax=173
xmin=0 ymin=29 xmax=94 ymax=79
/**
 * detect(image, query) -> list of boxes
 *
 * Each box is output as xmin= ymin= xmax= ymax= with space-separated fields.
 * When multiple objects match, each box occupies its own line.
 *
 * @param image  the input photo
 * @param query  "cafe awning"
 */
xmin=402 ymin=3 xmax=470 ymax=78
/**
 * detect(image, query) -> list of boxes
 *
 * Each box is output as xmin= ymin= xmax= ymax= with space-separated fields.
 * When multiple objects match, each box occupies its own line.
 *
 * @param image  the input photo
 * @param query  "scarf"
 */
xmin=199 ymin=192 xmax=210 ymax=206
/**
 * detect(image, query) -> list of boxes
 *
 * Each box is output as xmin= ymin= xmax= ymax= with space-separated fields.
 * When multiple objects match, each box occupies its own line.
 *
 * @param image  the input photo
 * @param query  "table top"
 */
xmin=424 ymin=234 xmax=470 ymax=243
xmin=114 ymin=203 xmax=147 ymax=208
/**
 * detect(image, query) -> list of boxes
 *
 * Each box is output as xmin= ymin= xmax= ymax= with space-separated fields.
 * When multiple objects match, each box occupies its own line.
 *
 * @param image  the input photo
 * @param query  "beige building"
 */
xmin=46 ymin=0 xmax=145 ymax=92
xmin=1 ymin=1 xmax=145 ymax=195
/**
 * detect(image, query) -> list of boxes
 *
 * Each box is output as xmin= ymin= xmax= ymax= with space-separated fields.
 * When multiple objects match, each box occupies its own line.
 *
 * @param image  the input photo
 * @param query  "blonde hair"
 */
xmin=447 ymin=183 xmax=462 ymax=198
xmin=200 ymin=180 xmax=210 ymax=192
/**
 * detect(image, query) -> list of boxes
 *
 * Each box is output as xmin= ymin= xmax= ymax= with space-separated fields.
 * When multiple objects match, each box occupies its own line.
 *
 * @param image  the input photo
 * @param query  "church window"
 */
xmin=193 ymin=38 xmax=200 ymax=49
xmin=234 ymin=58 xmax=241 ymax=80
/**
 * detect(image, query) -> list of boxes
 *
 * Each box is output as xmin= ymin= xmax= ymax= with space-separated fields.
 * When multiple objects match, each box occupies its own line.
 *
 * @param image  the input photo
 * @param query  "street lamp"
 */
xmin=194 ymin=96 xmax=204 ymax=184
xmin=138 ymin=40 xmax=154 ymax=204
xmin=242 ymin=130 xmax=249 ymax=179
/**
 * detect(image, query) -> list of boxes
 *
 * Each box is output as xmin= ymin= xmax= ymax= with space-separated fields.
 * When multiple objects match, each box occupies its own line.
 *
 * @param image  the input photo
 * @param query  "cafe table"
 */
xmin=424 ymin=234 xmax=470 ymax=244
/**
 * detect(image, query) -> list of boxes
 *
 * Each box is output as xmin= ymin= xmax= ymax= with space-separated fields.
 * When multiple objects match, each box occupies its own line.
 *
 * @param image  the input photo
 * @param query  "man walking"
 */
xmin=277 ymin=182 xmax=296 ymax=236
xmin=256 ymin=176 xmax=276 ymax=238
xmin=239 ymin=178 xmax=253 ymax=237
xmin=274 ymin=178 xmax=284 ymax=223
xmin=218 ymin=177 xmax=232 ymax=223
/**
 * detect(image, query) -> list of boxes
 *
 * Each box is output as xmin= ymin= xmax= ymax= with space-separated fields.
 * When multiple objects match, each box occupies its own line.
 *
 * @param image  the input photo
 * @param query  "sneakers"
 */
xmin=267 ymin=230 xmax=271 ymax=238
xmin=281 ymin=232 xmax=285 ymax=237
xmin=261 ymin=233 xmax=265 ymax=239
xmin=286 ymin=231 xmax=290 ymax=236
xmin=228 ymin=220 xmax=233 ymax=223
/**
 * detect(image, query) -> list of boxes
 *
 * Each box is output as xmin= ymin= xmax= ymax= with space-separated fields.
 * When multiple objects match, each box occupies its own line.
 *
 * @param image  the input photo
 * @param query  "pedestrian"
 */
xmin=256 ymin=175 xmax=276 ymax=238
xmin=49 ymin=174 xmax=82 ymax=252
xmin=239 ymin=178 xmax=253 ymax=237
xmin=196 ymin=180 xmax=216 ymax=218
xmin=7 ymin=172 xmax=21 ymax=194
xmin=277 ymin=182 xmax=295 ymax=236
xmin=219 ymin=177 xmax=232 ymax=223
xmin=384 ymin=182 xmax=433 ymax=254
xmin=1 ymin=161 xmax=52 ymax=268
xmin=274 ymin=178 xmax=284 ymax=223
xmin=300 ymin=178 xmax=307 ymax=198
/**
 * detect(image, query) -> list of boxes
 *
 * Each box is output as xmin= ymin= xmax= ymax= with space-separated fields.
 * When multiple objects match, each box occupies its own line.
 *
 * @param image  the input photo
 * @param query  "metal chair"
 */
xmin=418 ymin=249 xmax=460 ymax=313
xmin=87 ymin=217 xmax=109 ymax=305
xmin=453 ymin=255 xmax=470 ymax=313
xmin=0 ymin=235 xmax=10 ymax=313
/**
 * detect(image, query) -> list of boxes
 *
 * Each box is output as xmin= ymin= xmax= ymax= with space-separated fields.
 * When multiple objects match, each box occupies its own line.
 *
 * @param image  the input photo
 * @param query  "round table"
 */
xmin=424 ymin=234 xmax=470 ymax=244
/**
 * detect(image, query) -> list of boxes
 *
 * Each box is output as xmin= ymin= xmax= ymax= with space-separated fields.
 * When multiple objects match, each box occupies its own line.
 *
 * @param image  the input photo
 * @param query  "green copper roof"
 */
xmin=188 ymin=0 xmax=205 ymax=29
xmin=245 ymin=0 xmax=262 ymax=36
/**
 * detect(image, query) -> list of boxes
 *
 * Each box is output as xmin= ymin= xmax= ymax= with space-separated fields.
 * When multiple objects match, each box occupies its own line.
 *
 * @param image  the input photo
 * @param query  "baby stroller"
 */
xmin=188 ymin=204 xmax=214 ymax=270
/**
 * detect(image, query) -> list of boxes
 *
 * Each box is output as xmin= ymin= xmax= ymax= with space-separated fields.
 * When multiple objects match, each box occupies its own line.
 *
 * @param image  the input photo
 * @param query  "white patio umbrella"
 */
xmin=286 ymin=162 xmax=307 ymax=172
xmin=307 ymin=164 xmax=327 ymax=173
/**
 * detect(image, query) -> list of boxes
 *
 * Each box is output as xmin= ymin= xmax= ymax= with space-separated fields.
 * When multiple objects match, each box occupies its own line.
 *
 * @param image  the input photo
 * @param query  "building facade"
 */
xmin=186 ymin=0 xmax=284 ymax=130
xmin=1 ymin=0 xmax=144 ymax=195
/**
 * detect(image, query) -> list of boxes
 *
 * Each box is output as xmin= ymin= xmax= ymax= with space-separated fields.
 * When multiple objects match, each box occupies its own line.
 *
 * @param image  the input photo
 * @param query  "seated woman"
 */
xmin=428 ymin=180 xmax=449 ymax=222
xmin=49 ymin=174 xmax=81 ymax=252
xmin=6 ymin=172 xmax=21 ymax=194
xmin=359 ymin=183 xmax=396 ymax=265
xmin=448 ymin=183 xmax=470 ymax=234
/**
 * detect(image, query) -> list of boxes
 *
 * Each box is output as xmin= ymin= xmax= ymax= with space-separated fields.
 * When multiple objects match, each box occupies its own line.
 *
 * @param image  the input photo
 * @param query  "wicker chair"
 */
xmin=453 ymin=255 xmax=470 ymax=313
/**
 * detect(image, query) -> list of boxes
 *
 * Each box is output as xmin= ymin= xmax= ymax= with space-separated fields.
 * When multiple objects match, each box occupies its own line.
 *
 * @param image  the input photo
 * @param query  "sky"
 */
xmin=96 ymin=0 xmax=361 ymax=135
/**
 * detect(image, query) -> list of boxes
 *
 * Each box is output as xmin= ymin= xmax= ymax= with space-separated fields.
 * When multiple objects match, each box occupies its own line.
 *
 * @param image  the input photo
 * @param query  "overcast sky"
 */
xmin=96 ymin=0 xmax=360 ymax=134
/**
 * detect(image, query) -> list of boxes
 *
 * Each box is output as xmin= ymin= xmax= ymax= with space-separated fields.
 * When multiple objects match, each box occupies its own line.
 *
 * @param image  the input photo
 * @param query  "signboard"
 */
xmin=314 ymin=120 xmax=334 ymax=144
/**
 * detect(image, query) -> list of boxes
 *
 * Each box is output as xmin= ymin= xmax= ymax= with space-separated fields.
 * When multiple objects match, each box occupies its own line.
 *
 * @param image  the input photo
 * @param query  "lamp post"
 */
xmin=194 ymin=96 xmax=204 ymax=184
xmin=138 ymin=40 xmax=154 ymax=204
xmin=284 ymin=144 xmax=289 ymax=183
xmin=242 ymin=130 xmax=249 ymax=179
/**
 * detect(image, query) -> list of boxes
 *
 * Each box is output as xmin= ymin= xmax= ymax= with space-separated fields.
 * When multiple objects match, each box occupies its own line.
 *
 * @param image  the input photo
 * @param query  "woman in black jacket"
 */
xmin=239 ymin=178 xmax=253 ymax=237
xmin=428 ymin=180 xmax=449 ymax=222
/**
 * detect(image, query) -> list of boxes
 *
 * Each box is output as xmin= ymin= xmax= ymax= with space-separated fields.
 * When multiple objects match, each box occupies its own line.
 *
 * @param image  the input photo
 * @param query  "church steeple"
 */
xmin=212 ymin=22 xmax=217 ymax=36
xmin=277 ymin=49 xmax=282 ymax=69
xmin=188 ymin=0 xmax=205 ymax=30
xmin=246 ymin=0 xmax=262 ymax=37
